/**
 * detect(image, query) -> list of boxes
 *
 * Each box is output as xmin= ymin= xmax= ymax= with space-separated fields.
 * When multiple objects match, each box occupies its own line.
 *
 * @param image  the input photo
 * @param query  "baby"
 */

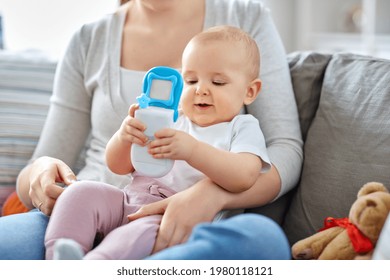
xmin=45 ymin=25 xmax=271 ymax=260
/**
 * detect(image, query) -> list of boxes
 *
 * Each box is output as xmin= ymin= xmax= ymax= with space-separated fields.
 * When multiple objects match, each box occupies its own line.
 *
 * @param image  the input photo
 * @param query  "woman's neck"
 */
xmin=120 ymin=0 xmax=205 ymax=70
xmin=127 ymin=0 xmax=205 ymax=29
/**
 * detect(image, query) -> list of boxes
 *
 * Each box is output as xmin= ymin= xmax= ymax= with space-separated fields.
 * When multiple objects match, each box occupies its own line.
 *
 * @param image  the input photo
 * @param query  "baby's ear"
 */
xmin=244 ymin=78 xmax=261 ymax=105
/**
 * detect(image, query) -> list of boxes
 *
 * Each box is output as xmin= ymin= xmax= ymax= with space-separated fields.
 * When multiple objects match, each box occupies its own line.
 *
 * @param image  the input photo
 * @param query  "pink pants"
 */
xmin=44 ymin=177 xmax=176 ymax=260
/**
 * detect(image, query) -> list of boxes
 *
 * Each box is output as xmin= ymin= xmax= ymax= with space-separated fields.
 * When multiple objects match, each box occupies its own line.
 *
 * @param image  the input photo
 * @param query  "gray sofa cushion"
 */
xmin=283 ymin=53 xmax=390 ymax=245
xmin=288 ymin=52 xmax=332 ymax=141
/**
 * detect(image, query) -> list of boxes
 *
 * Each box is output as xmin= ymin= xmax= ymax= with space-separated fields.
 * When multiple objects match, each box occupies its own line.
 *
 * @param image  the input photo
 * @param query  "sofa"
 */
xmin=0 ymin=50 xmax=56 ymax=211
xmin=1 ymin=49 xmax=389 ymax=247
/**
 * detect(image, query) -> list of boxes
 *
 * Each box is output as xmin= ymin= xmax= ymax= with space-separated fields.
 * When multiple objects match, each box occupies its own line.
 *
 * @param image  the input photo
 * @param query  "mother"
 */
xmin=0 ymin=0 xmax=302 ymax=260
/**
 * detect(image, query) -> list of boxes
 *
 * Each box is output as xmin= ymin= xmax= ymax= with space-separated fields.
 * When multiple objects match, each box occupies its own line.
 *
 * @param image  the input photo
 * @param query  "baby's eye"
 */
xmin=212 ymin=81 xmax=226 ymax=86
xmin=185 ymin=79 xmax=198 ymax=85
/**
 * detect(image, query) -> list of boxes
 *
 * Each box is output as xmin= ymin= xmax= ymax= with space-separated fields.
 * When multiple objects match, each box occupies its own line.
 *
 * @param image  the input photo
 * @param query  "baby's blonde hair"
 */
xmin=189 ymin=25 xmax=260 ymax=79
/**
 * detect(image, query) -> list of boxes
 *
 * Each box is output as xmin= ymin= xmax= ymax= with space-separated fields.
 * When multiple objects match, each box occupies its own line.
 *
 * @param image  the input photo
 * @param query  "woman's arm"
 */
xmin=128 ymin=166 xmax=280 ymax=252
xmin=205 ymin=0 xmax=303 ymax=197
xmin=242 ymin=1 xmax=303 ymax=198
xmin=16 ymin=27 xmax=91 ymax=214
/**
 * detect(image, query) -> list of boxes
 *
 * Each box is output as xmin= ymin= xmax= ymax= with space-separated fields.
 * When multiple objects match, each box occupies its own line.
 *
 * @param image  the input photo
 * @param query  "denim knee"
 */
xmin=189 ymin=213 xmax=291 ymax=260
xmin=0 ymin=210 xmax=49 ymax=260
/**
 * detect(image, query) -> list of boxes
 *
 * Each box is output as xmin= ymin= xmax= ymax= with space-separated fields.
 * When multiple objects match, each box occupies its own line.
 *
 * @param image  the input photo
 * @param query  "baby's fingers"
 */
xmin=154 ymin=128 xmax=176 ymax=139
xmin=148 ymin=140 xmax=173 ymax=159
xmin=128 ymin=103 xmax=140 ymax=117
xmin=126 ymin=116 xmax=146 ymax=132
xmin=121 ymin=117 xmax=148 ymax=145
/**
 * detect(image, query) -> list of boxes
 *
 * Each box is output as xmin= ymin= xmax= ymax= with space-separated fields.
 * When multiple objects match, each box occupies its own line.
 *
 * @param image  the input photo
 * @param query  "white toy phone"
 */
xmin=131 ymin=66 xmax=183 ymax=177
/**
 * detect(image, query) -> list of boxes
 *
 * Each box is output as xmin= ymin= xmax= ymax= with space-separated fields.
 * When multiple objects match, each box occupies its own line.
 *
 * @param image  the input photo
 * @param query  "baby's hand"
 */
xmin=118 ymin=104 xmax=148 ymax=146
xmin=148 ymin=129 xmax=197 ymax=161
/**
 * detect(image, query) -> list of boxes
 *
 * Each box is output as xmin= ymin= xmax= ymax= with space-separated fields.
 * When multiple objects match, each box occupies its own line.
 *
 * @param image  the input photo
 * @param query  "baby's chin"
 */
xmin=189 ymin=115 xmax=232 ymax=127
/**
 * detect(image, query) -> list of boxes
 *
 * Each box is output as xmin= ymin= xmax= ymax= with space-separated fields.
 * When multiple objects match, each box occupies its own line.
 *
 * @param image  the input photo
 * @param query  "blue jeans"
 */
xmin=0 ymin=212 xmax=290 ymax=260
xmin=0 ymin=209 xmax=48 ymax=260
xmin=148 ymin=214 xmax=291 ymax=260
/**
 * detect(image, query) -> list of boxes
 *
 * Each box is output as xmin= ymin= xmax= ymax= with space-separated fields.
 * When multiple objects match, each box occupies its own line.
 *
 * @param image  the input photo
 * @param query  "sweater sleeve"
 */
xmin=31 ymin=26 xmax=92 ymax=170
xmin=206 ymin=0 xmax=303 ymax=197
xmin=245 ymin=1 xmax=303 ymax=198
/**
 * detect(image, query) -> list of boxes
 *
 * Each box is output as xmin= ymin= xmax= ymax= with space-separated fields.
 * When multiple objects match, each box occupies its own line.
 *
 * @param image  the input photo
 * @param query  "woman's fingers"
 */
xmin=56 ymin=162 xmax=77 ymax=186
xmin=152 ymin=219 xmax=192 ymax=254
xmin=127 ymin=199 xmax=168 ymax=221
xmin=29 ymin=157 xmax=76 ymax=216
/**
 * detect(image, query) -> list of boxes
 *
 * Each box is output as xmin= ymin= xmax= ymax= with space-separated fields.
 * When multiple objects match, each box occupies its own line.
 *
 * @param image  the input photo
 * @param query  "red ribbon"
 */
xmin=319 ymin=217 xmax=373 ymax=253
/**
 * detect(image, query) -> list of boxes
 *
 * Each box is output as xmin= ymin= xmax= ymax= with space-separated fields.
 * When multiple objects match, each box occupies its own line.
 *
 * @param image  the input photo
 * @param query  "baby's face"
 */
xmin=180 ymin=40 xmax=254 ymax=127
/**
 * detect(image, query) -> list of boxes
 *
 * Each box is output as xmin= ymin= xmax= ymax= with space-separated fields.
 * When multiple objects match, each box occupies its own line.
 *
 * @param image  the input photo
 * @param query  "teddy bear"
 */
xmin=291 ymin=182 xmax=390 ymax=260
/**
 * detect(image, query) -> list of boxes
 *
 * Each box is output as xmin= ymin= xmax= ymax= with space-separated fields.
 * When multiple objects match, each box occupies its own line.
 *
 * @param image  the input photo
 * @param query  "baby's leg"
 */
xmin=84 ymin=215 xmax=162 ymax=260
xmin=83 ymin=179 xmax=176 ymax=259
xmin=45 ymin=181 xmax=128 ymax=259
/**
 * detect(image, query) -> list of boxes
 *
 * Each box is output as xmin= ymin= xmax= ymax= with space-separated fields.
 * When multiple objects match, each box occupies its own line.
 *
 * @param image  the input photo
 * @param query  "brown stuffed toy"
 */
xmin=291 ymin=182 xmax=390 ymax=260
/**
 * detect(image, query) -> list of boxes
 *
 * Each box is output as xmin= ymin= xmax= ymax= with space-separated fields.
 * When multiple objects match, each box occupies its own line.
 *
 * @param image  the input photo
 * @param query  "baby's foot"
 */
xmin=53 ymin=239 xmax=84 ymax=260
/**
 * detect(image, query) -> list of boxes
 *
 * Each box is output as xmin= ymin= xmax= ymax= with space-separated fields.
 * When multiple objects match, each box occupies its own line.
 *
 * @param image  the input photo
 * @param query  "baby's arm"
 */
xmin=149 ymin=129 xmax=262 ymax=193
xmin=105 ymin=104 xmax=148 ymax=175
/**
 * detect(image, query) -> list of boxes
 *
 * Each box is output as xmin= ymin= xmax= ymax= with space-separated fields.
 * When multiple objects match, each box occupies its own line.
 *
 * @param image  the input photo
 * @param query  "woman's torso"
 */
xmin=69 ymin=0 xmax=295 ymax=190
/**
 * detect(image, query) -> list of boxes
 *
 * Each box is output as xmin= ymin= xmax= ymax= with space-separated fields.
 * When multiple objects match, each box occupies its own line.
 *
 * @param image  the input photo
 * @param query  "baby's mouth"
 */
xmin=195 ymin=103 xmax=211 ymax=108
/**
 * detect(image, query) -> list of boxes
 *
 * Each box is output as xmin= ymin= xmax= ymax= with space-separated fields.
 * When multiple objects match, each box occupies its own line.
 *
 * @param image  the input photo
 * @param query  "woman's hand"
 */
xmin=24 ymin=156 xmax=77 ymax=216
xmin=128 ymin=178 xmax=225 ymax=253
xmin=127 ymin=166 xmax=282 ymax=254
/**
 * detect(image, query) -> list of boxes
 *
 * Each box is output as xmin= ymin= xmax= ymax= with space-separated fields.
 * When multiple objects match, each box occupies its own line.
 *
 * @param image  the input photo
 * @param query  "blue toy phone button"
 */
xmin=136 ymin=93 xmax=151 ymax=109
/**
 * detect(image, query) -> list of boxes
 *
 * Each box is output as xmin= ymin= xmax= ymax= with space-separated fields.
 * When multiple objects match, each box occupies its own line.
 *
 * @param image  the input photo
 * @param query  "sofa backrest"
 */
xmin=287 ymin=52 xmax=332 ymax=141
xmin=283 ymin=52 xmax=390 ymax=245
xmin=1 ymin=50 xmax=389 ymax=232
xmin=0 ymin=50 xmax=57 ymax=210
